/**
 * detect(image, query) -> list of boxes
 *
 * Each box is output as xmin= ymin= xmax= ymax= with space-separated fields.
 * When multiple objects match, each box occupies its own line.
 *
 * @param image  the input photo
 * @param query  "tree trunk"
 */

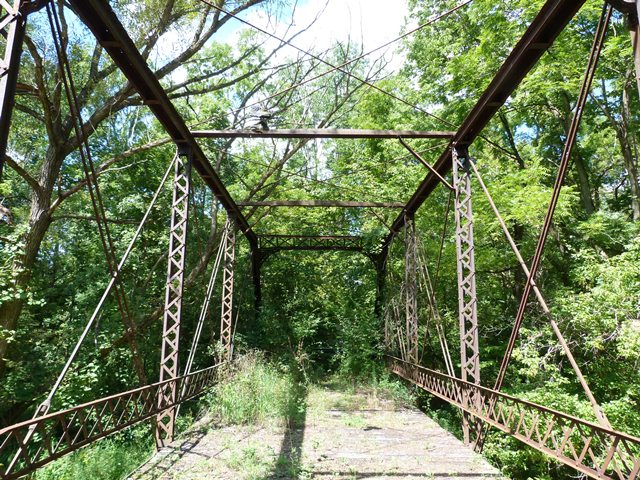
xmin=621 ymin=81 xmax=640 ymax=221
xmin=560 ymin=93 xmax=595 ymax=215
xmin=573 ymin=153 xmax=595 ymax=216
xmin=0 ymin=147 xmax=61 ymax=375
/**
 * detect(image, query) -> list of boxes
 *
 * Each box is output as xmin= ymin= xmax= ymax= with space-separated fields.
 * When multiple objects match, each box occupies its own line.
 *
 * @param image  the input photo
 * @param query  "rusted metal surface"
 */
xmin=384 ymin=0 xmax=588 ymax=247
xmin=0 ymin=0 xmax=26 ymax=178
xmin=192 ymin=128 xmax=455 ymax=139
xmin=468 ymin=158 xmax=612 ymax=434
xmin=0 ymin=363 xmax=225 ymax=480
xmin=156 ymin=151 xmax=192 ymax=447
xmin=493 ymin=3 xmax=612 ymax=396
xmin=258 ymin=234 xmax=365 ymax=252
xmin=47 ymin=3 xmax=148 ymax=387
xmin=388 ymin=357 xmax=640 ymax=480
xmin=67 ymin=0 xmax=257 ymax=250
xmin=403 ymin=215 xmax=419 ymax=364
xmin=398 ymin=138 xmax=454 ymax=191
xmin=239 ymin=200 xmax=405 ymax=208
xmin=220 ymin=219 xmax=236 ymax=361
xmin=452 ymin=147 xmax=480 ymax=444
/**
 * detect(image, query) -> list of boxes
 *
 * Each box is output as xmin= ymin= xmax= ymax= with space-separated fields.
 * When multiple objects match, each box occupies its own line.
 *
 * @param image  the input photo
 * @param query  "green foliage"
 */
xmin=1 ymin=1 xmax=640 ymax=479
xmin=34 ymin=429 xmax=153 ymax=480
xmin=206 ymin=352 xmax=307 ymax=428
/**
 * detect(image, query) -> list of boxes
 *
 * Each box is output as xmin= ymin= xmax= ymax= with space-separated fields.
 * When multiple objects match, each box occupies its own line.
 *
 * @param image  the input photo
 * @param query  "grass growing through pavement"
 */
xmin=205 ymin=352 xmax=307 ymax=428
xmin=34 ymin=354 xmax=415 ymax=480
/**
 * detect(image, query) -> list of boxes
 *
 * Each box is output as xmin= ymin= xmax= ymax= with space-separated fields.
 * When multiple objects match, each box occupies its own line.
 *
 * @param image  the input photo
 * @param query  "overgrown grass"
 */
xmin=324 ymin=370 xmax=416 ymax=408
xmin=34 ymin=427 xmax=153 ymax=480
xmin=205 ymin=352 xmax=306 ymax=428
xmin=31 ymin=354 xmax=414 ymax=479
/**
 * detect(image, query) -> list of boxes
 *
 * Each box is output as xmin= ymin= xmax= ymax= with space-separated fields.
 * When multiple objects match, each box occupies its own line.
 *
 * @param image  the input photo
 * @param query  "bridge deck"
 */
xmin=131 ymin=384 xmax=503 ymax=479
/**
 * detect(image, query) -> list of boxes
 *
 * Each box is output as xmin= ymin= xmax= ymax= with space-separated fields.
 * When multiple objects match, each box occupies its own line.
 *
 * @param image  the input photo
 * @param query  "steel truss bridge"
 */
xmin=0 ymin=0 xmax=639 ymax=478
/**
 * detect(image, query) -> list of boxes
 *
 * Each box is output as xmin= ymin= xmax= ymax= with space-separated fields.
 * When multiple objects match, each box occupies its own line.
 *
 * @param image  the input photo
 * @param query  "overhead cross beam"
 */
xmin=67 ymin=0 xmax=257 ymax=250
xmin=258 ymin=234 xmax=365 ymax=252
xmin=384 ymin=0 xmax=589 ymax=245
xmin=239 ymin=200 xmax=405 ymax=208
xmin=192 ymin=128 xmax=455 ymax=139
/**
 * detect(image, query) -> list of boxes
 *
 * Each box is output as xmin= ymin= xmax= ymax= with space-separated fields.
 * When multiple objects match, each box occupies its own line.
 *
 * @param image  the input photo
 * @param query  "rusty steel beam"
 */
xmin=67 ymin=0 xmax=257 ymax=250
xmin=0 ymin=362 xmax=225 ymax=480
xmin=155 ymin=151 xmax=191 ymax=447
xmin=192 ymin=128 xmax=455 ymax=139
xmin=0 ymin=0 xmax=24 ymax=179
xmin=404 ymin=215 xmax=419 ymax=364
xmin=385 ymin=0 xmax=588 ymax=244
xmin=220 ymin=219 xmax=236 ymax=360
xmin=388 ymin=357 xmax=640 ymax=480
xmin=251 ymin=247 xmax=262 ymax=313
xmin=452 ymin=147 xmax=481 ymax=445
xmin=238 ymin=200 xmax=405 ymax=208
xmin=258 ymin=234 xmax=365 ymax=252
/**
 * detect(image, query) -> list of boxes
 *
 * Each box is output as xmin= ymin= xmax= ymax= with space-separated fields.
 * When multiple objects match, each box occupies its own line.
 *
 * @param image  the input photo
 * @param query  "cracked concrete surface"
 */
xmin=130 ymin=385 xmax=505 ymax=479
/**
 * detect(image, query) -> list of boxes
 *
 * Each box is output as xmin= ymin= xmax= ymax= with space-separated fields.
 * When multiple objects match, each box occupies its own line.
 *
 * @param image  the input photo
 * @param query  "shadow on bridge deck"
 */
xmin=129 ymin=383 xmax=504 ymax=480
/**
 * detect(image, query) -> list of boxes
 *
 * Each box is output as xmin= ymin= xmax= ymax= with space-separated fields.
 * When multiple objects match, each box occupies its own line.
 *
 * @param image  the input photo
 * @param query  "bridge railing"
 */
xmin=0 ymin=362 xmax=226 ymax=480
xmin=388 ymin=356 xmax=640 ymax=480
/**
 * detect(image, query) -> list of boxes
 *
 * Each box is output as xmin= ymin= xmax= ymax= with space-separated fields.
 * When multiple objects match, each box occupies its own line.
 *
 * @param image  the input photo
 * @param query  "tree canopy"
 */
xmin=1 ymin=1 xmax=639 ymax=478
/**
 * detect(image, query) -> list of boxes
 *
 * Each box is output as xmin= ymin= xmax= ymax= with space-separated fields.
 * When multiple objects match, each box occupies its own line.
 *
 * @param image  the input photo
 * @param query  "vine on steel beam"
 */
xmin=452 ymin=146 xmax=480 ymax=445
xmin=220 ymin=218 xmax=236 ymax=360
xmin=404 ymin=214 xmax=419 ymax=364
xmin=156 ymin=149 xmax=192 ymax=448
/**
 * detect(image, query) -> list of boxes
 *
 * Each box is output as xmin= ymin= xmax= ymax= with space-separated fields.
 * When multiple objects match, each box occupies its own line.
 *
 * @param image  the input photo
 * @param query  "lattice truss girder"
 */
xmin=258 ymin=235 xmax=364 ymax=251
xmin=404 ymin=215 xmax=419 ymax=364
xmin=0 ymin=1 xmax=22 ymax=77
xmin=156 ymin=151 xmax=191 ymax=447
xmin=384 ymin=290 xmax=408 ymax=360
xmin=220 ymin=218 xmax=236 ymax=359
xmin=452 ymin=146 xmax=481 ymax=443
xmin=0 ymin=0 xmax=28 ymax=178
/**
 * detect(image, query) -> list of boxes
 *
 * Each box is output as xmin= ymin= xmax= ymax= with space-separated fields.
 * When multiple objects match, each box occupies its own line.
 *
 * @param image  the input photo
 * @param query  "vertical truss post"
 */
xmin=220 ymin=218 xmax=236 ymax=360
xmin=452 ymin=145 xmax=480 ymax=445
xmin=156 ymin=148 xmax=191 ymax=448
xmin=251 ymin=248 xmax=262 ymax=314
xmin=373 ymin=245 xmax=389 ymax=320
xmin=627 ymin=2 xmax=640 ymax=100
xmin=0 ymin=0 xmax=27 ymax=179
xmin=404 ymin=214 xmax=419 ymax=364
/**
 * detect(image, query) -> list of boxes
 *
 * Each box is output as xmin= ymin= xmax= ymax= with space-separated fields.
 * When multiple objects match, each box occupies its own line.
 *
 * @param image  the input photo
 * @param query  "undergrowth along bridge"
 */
xmin=0 ymin=0 xmax=639 ymax=479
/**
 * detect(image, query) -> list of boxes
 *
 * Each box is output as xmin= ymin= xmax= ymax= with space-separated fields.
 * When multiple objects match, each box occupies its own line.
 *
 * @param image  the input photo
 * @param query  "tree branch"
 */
xmin=50 ymin=137 xmax=172 ymax=213
xmin=4 ymin=154 xmax=43 ymax=195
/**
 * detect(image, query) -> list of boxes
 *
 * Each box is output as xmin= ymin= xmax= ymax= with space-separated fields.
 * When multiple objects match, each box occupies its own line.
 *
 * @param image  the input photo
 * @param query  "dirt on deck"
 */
xmin=130 ymin=384 xmax=504 ymax=479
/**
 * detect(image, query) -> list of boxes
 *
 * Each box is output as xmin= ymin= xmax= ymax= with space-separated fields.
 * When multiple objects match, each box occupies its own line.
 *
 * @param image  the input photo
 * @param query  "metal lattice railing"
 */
xmin=388 ymin=356 xmax=640 ymax=480
xmin=0 ymin=362 xmax=225 ymax=480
